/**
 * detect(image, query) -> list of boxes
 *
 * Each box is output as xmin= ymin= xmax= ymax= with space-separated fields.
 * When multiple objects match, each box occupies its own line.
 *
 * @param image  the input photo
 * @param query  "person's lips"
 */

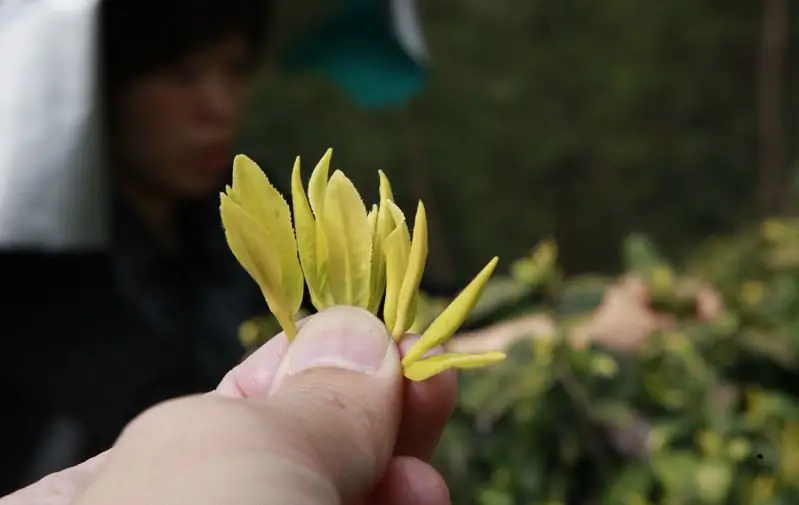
xmin=198 ymin=144 xmax=231 ymax=172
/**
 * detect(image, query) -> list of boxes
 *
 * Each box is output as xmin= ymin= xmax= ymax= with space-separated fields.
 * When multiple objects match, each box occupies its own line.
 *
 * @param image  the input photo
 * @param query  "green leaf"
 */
xmin=650 ymin=451 xmax=699 ymax=493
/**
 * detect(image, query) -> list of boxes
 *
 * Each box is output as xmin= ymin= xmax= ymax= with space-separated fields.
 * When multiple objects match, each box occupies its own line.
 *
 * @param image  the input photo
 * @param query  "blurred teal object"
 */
xmin=287 ymin=0 xmax=428 ymax=108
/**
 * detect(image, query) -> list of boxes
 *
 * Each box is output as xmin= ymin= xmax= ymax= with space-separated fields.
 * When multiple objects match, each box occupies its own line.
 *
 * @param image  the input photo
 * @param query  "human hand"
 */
xmin=2 ymin=306 xmax=456 ymax=505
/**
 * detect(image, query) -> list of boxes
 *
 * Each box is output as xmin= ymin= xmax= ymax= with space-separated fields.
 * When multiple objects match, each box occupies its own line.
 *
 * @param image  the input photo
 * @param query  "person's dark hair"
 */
xmin=100 ymin=0 xmax=271 ymax=94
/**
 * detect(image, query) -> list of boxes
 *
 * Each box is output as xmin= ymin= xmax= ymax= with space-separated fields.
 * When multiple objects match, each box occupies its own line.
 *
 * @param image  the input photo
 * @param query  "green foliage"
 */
xmin=434 ymin=223 xmax=799 ymax=504
xmin=236 ymin=0 xmax=799 ymax=284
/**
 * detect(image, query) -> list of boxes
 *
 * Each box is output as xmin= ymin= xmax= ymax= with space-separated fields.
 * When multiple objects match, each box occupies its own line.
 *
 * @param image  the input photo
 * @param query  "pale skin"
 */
xmin=2 ymin=307 xmax=456 ymax=504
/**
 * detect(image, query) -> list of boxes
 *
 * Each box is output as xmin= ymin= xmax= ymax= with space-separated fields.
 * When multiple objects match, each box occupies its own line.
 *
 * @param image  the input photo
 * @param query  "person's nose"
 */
xmin=197 ymin=74 xmax=240 ymax=131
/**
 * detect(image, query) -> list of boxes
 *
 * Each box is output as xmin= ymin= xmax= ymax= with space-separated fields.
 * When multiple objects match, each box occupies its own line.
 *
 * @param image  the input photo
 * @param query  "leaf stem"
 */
xmin=275 ymin=311 xmax=298 ymax=341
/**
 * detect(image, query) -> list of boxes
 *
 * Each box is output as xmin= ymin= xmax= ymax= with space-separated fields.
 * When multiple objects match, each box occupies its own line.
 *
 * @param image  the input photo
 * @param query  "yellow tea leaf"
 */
xmin=220 ymin=195 xmax=281 ymax=291
xmin=367 ymin=205 xmax=378 ymax=234
xmin=322 ymin=171 xmax=372 ymax=307
xmin=367 ymin=204 xmax=386 ymax=313
xmin=220 ymin=195 xmax=296 ymax=338
xmin=291 ymin=158 xmax=329 ymax=309
xmin=403 ymin=257 xmax=499 ymax=365
xmin=386 ymin=200 xmax=409 ymax=239
xmin=231 ymin=156 xmax=304 ymax=312
xmin=378 ymin=169 xmax=395 ymax=202
xmin=222 ymin=147 xmax=507 ymax=378
xmin=377 ymin=196 xmax=397 ymax=259
xmin=392 ymin=201 xmax=428 ymax=338
xmin=308 ymin=150 xmax=332 ymax=297
xmin=308 ymin=148 xmax=332 ymax=218
xmin=383 ymin=225 xmax=410 ymax=334
xmin=403 ymin=351 xmax=506 ymax=381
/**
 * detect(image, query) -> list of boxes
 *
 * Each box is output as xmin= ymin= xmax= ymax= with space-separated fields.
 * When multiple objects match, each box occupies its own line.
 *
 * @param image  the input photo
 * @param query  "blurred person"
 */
xmin=0 ymin=0 xmax=427 ymax=493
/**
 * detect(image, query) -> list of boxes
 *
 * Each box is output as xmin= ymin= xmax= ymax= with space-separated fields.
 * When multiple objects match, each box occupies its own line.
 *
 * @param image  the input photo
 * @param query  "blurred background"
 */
xmin=247 ymin=0 xmax=787 ymax=286
xmin=3 ymin=0 xmax=799 ymax=503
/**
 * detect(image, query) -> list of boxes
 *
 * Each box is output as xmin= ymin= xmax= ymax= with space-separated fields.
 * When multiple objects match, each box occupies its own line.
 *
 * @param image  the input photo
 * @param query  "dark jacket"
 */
xmin=1 ymin=196 xmax=266 ymax=491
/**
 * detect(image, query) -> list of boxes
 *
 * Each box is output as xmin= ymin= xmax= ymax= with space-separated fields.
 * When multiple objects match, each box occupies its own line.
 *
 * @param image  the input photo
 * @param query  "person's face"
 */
xmin=113 ymin=35 xmax=256 ymax=199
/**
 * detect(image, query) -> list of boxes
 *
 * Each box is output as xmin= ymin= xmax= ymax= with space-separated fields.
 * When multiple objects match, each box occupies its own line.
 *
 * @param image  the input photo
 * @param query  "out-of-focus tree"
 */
xmin=239 ymin=0 xmax=799 ymax=287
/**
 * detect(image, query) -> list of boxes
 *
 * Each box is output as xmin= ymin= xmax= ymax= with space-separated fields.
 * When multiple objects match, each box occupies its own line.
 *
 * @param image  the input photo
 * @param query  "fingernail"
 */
xmin=278 ymin=306 xmax=392 ymax=378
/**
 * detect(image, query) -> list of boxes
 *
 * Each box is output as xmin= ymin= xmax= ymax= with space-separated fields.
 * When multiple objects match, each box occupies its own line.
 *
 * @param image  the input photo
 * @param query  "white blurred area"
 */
xmin=0 ymin=0 xmax=107 ymax=251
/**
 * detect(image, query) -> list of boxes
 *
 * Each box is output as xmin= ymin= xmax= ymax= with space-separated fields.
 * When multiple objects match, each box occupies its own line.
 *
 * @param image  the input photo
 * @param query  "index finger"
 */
xmin=393 ymin=335 xmax=458 ymax=461
xmin=0 ymin=451 xmax=108 ymax=505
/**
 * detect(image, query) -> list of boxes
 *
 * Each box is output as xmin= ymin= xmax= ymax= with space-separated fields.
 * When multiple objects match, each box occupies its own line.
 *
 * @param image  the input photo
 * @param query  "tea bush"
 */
xmin=239 ymin=221 xmax=799 ymax=504
xmin=434 ymin=223 xmax=799 ymax=504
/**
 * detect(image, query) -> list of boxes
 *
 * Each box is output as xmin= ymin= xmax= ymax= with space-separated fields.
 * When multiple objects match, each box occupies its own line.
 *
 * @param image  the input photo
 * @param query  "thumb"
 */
xmin=258 ymin=306 xmax=403 ymax=504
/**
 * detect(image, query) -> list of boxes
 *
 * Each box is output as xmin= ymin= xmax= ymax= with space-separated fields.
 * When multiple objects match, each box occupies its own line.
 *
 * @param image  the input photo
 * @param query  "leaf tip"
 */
xmin=232 ymin=153 xmax=255 ymax=171
xmin=291 ymin=157 xmax=303 ymax=184
xmin=378 ymin=170 xmax=395 ymax=201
